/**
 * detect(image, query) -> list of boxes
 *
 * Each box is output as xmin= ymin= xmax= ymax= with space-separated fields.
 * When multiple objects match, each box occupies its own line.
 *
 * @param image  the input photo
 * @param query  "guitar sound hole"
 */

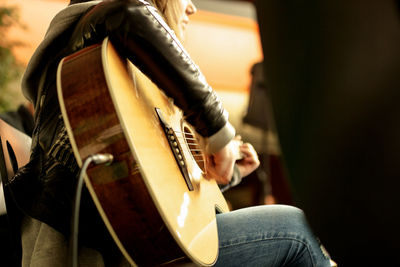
xmin=183 ymin=126 xmax=205 ymax=173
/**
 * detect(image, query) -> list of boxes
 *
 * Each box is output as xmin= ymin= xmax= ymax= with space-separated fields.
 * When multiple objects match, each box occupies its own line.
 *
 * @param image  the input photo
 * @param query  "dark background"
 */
xmin=255 ymin=0 xmax=400 ymax=265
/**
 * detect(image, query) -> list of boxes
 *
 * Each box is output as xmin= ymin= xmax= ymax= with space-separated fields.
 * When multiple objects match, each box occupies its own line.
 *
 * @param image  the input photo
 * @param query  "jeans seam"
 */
xmin=220 ymin=236 xmax=317 ymax=267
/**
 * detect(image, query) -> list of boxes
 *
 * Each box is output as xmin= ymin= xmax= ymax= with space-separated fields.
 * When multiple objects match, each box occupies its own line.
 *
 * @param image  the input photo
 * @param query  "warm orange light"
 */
xmin=5 ymin=0 xmax=68 ymax=65
xmin=186 ymin=10 xmax=263 ymax=92
xmin=6 ymin=1 xmax=262 ymax=94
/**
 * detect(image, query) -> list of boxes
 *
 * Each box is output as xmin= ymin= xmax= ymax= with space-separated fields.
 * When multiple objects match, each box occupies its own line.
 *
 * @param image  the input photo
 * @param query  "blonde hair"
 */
xmin=153 ymin=0 xmax=184 ymax=41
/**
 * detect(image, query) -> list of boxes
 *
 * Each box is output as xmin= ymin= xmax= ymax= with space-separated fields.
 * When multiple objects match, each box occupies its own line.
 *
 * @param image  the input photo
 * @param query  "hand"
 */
xmin=205 ymin=139 xmax=237 ymax=185
xmin=235 ymin=137 xmax=260 ymax=178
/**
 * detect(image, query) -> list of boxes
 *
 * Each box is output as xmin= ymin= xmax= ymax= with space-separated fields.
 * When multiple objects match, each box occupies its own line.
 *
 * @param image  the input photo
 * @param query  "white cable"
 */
xmin=69 ymin=153 xmax=113 ymax=267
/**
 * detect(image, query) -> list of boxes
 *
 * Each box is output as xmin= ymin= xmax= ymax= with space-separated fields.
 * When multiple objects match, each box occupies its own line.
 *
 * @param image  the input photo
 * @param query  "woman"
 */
xmin=12 ymin=0 xmax=331 ymax=266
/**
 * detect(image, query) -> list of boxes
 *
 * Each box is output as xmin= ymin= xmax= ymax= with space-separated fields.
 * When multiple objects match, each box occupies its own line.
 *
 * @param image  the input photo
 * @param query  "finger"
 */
xmin=206 ymin=162 xmax=230 ymax=184
xmin=205 ymin=154 xmax=233 ymax=184
xmin=232 ymin=136 xmax=243 ymax=150
xmin=239 ymin=143 xmax=255 ymax=157
xmin=239 ymin=146 xmax=259 ymax=164
xmin=233 ymin=135 xmax=242 ymax=141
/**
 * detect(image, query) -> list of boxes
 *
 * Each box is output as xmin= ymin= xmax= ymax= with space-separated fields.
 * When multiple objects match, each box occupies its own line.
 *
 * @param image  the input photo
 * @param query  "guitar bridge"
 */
xmin=155 ymin=108 xmax=194 ymax=191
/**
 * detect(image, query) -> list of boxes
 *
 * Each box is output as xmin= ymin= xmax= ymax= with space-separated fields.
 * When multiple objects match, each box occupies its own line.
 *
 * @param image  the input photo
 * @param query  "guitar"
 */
xmin=57 ymin=38 xmax=229 ymax=266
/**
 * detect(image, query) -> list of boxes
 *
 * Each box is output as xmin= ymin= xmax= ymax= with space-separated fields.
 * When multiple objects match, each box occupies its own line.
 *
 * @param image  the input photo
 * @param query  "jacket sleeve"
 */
xmin=68 ymin=0 xmax=235 ymax=153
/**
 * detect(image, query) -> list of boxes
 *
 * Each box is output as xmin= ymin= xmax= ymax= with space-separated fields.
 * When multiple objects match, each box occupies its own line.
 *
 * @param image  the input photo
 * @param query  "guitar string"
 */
xmin=173 ymin=137 xmax=205 ymax=161
xmin=168 ymin=130 xmax=207 ymax=160
xmin=176 ymin=141 xmax=204 ymax=154
xmin=173 ymin=131 xmax=198 ymax=139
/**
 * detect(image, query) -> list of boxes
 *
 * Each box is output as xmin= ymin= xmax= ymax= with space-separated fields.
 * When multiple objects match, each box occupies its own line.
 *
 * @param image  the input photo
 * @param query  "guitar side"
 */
xmin=57 ymin=38 xmax=229 ymax=266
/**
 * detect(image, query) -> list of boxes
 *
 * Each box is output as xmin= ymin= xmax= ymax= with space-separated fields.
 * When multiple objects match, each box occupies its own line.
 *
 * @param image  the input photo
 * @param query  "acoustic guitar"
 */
xmin=57 ymin=38 xmax=229 ymax=266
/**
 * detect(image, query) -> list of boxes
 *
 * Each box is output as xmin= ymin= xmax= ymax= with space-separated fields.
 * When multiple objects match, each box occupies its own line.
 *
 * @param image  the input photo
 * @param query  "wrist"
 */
xmin=205 ymin=121 xmax=235 ymax=154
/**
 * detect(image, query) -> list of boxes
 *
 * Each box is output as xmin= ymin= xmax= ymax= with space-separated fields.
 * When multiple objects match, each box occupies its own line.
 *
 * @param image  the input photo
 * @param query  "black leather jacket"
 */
xmin=9 ymin=0 xmax=234 ymax=251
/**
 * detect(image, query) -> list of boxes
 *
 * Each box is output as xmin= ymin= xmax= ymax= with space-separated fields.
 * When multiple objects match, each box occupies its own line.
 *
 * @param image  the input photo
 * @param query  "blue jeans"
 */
xmin=214 ymin=205 xmax=331 ymax=267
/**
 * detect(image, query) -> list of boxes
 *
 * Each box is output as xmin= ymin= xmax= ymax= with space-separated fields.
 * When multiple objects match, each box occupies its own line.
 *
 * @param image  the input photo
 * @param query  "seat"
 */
xmin=0 ymin=118 xmax=32 ymax=267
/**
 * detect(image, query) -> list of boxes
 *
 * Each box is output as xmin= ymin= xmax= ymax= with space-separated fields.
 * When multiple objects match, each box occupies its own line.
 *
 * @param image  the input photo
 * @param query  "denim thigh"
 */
xmin=214 ymin=205 xmax=331 ymax=267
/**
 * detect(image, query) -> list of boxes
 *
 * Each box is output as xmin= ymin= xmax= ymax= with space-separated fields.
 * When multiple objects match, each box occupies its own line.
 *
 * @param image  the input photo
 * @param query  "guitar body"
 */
xmin=57 ymin=38 xmax=229 ymax=266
